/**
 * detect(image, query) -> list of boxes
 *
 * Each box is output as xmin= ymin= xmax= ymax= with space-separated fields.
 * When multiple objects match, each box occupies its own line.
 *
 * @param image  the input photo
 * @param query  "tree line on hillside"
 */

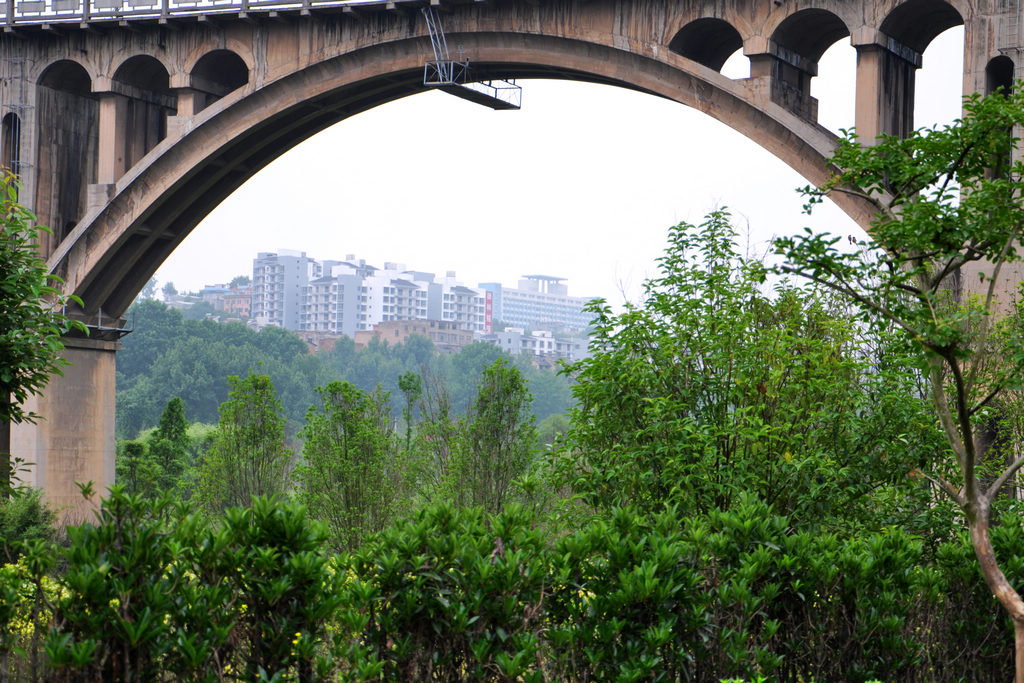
xmin=7 ymin=87 xmax=1024 ymax=680
xmin=115 ymin=300 xmax=574 ymax=440
xmin=115 ymin=352 xmax=542 ymax=552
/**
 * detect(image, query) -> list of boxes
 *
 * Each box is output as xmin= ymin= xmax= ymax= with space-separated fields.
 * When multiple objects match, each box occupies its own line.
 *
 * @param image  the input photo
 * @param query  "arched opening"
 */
xmin=1 ymin=112 xmax=20 ymax=178
xmin=36 ymin=60 xmax=97 ymax=247
xmin=879 ymin=0 xmax=963 ymax=55
xmin=813 ymin=40 xmax=856 ymax=135
xmin=916 ymin=26 xmax=964 ymax=128
xmin=986 ymin=54 xmax=1014 ymax=96
xmin=766 ymin=9 xmax=850 ymax=121
xmin=669 ymin=19 xmax=744 ymax=74
xmin=983 ymin=53 xmax=1014 ymax=176
xmin=190 ymin=50 xmax=249 ymax=114
xmin=112 ymin=55 xmax=174 ymax=170
xmin=877 ymin=0 xmax=963 ymax=135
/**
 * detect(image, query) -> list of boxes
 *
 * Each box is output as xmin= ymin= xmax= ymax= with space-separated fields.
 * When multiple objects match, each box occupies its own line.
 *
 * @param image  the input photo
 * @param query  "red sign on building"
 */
xmin=485 ymin=291 xmax=493 ymax=333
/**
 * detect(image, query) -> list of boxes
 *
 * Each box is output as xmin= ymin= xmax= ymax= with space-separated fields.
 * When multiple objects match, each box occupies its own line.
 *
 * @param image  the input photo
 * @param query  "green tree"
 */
xmin=0 ymin=171 xmax=84 ymax=492
xmin=146 ymin=397 xmax=190 ymax=492
xmin=445 ymin=342 xmax=507 ymax=412
xmin=774 ymin=87 xmax=1024 ymax=679
xmin=453 ymin=358 xmax=536 ymax=513
xmin=114 ymin=439 xmax=162 ymax=498
xmin=558 ymin=210 xmax=935 ymax=527
xmin=398 ymin=370 xmax=422 ymax=452
xmin=536 ymin=413 xmax=569 ymax=450
xmin=297 ymin=381 xmax=407 ymax=551
xmin=197 ymin=374 xmax=292 ymax=511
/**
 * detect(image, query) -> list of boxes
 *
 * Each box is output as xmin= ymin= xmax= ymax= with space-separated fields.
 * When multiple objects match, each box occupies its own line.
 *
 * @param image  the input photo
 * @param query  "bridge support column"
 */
xmin=853 ymin=29 xmax=922 ymax=143
xmin=167 ymin=87 xmax=202 ymax=138
xmin=748 ymin=46 xmax=818 ymax=121
xmin=10 ymin=335 xmax=120 ymax=522
xmin=88 ymin=89 xmax=129 ymax=211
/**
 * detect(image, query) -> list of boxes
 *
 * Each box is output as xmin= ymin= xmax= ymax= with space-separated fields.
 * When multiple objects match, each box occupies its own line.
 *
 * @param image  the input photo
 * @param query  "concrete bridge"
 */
xmin=0 ymin=0 xmax=1012 ymax=513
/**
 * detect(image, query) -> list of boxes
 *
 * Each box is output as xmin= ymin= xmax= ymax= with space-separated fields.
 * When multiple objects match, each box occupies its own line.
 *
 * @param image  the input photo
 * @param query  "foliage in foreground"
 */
xmin=776 ymin=84 xmax=1024 ymax=676
xmin=557 ymin=210 xmax=944 ymax=534
xmin=0 ymin=493 xmax=1019 ymax=681
xmin=0 ymin=171 xmax=84 ymax=492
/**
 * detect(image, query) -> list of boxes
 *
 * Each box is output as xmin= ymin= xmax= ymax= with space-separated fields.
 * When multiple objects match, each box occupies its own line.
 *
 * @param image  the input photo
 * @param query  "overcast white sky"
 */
xmin=153 ymin=28 xmax=965 ymax=306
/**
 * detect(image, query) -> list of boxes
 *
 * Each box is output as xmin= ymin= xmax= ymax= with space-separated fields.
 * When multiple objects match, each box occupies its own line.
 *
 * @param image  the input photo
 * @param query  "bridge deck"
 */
xmin=2 ymin=0 xmax=450 ymax=29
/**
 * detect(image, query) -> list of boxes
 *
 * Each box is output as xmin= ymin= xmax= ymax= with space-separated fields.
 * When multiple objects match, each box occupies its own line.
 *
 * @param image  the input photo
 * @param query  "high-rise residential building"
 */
xmin=480 ymin=275 xmax=597 ymax=333
xmin=252 ymin=250 xmax=318 ymax=330
xmin=301 ymin=263 xmax=363 ymax=336
xmin=253 ymin=251 xmax=592 ymax=341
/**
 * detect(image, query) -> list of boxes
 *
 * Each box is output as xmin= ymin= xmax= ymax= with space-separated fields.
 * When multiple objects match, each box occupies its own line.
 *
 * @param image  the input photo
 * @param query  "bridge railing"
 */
xmin=1 ymin=0 xmax=383 ymax=27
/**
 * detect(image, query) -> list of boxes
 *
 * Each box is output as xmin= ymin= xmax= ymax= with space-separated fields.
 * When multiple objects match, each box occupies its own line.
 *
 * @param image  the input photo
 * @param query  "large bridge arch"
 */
xmin=52 ymin=30 xmax=878 ymax=321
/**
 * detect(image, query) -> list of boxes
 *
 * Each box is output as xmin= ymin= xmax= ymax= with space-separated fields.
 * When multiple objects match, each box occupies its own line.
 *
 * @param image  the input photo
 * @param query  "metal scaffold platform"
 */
xmin=421 ymin=7 xmax=521 ymax=111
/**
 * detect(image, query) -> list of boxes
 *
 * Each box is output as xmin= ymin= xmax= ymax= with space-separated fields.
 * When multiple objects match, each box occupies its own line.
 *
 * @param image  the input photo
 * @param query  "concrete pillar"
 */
xmin=166 ymin=87 xmax=202 ymax=138
xmin=853 ymin=30 xmax=922 ymax=143
xmin=96 ymin=92 xmax=129 ymax=184
xmin=747 ymin=46 xmax=818 ymax=121
xmin=10 ymin=335 xmax=119 ymax=523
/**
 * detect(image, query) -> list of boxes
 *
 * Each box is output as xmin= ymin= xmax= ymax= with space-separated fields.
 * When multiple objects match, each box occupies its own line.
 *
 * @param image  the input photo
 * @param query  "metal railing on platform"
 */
xmin=2 ymin=0 xmax=386 ymax=28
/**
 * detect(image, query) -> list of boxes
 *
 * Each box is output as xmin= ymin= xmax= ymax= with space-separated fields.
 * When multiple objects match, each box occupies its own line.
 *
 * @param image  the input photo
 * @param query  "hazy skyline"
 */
xmin=153 ymin=28 xmax=964 ymax=307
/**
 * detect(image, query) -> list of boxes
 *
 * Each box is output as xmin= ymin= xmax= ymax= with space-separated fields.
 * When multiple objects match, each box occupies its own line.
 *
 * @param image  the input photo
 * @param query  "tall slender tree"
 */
xmin=454 ymin=358 xmax=535 ymax=513
xmin=297 ymin=381 xmax=407 ymax=550
xmin=197 ymin=374 xmax=292 ymax=511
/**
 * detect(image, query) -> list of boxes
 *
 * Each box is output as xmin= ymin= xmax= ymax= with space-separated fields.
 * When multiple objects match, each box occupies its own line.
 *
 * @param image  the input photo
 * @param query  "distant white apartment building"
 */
xmin=246 ymin=253 xmax=490 ymax=337
xmin=486 ymin=327 xmax=591 ymax=363
xmin=252 ymin=250 xmax=320 ymax=331
xmin=302 ymin=263 xmax=364 ymax=337
xmin=480 ymin=275 xmax=596 ymax=333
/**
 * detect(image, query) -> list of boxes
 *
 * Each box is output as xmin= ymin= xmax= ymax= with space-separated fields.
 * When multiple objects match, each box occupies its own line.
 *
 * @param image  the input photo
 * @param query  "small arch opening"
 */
xmin=879 ymin=0 xmax=963 ymax=54
xmin=669 ymin=19 xmax=744 ymax=74
xmin=36 ymin=59 xmax=98 ymax=246
xmin=771 ymin=9 xmax=850 ymax=64
xmin=191 ymin=50 xmax=249 ymax=114
xmin=987 ymin=55 xmax=1014 ymax=96
xmin=38 ymin=59 xmax=92 ymax=94
xmin=2 ymin=112 xmax=21 ymax=178
xmin=113 ymin=55 xmax=171 ymax=91
xmin=112 ymin=55 xmax=174 ymax=170
xmin=769 ymin=9 xmax=851 ymax=123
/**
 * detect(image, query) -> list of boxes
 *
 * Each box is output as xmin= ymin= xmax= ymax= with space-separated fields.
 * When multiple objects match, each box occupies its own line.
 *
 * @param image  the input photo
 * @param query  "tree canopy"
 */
xmin=775 ymin=85 xmax=1024 ymax=680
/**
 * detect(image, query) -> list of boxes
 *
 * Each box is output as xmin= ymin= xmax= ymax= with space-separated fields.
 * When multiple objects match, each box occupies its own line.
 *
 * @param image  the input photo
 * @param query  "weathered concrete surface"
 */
xmin=10 ymin=337 xmax=118 ymax=520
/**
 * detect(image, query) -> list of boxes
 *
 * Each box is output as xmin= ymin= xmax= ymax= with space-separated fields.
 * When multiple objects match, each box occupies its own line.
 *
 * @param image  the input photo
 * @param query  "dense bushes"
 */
xmin=2 ymin=490 xmax=341 ymax=682
xmin=2 ymin=492 xmax=1018 ymax=681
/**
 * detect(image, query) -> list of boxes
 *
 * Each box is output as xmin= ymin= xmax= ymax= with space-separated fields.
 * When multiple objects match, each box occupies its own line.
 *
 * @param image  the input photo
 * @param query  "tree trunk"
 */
xmin=969 ymin=512 xmax=1024 ymax=683
xmin=1 ymin=393 xmax=10 ymax=496
xmin=1016 ymin=619 xmax=1024 ymax=683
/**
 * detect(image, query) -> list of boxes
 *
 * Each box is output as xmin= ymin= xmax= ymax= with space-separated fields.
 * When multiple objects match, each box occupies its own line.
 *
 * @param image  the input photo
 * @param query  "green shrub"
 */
xmin=338 ymin=503 xmax=549 ymax=681
xmin=0 ymin=488 xmax=55 ymax=562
